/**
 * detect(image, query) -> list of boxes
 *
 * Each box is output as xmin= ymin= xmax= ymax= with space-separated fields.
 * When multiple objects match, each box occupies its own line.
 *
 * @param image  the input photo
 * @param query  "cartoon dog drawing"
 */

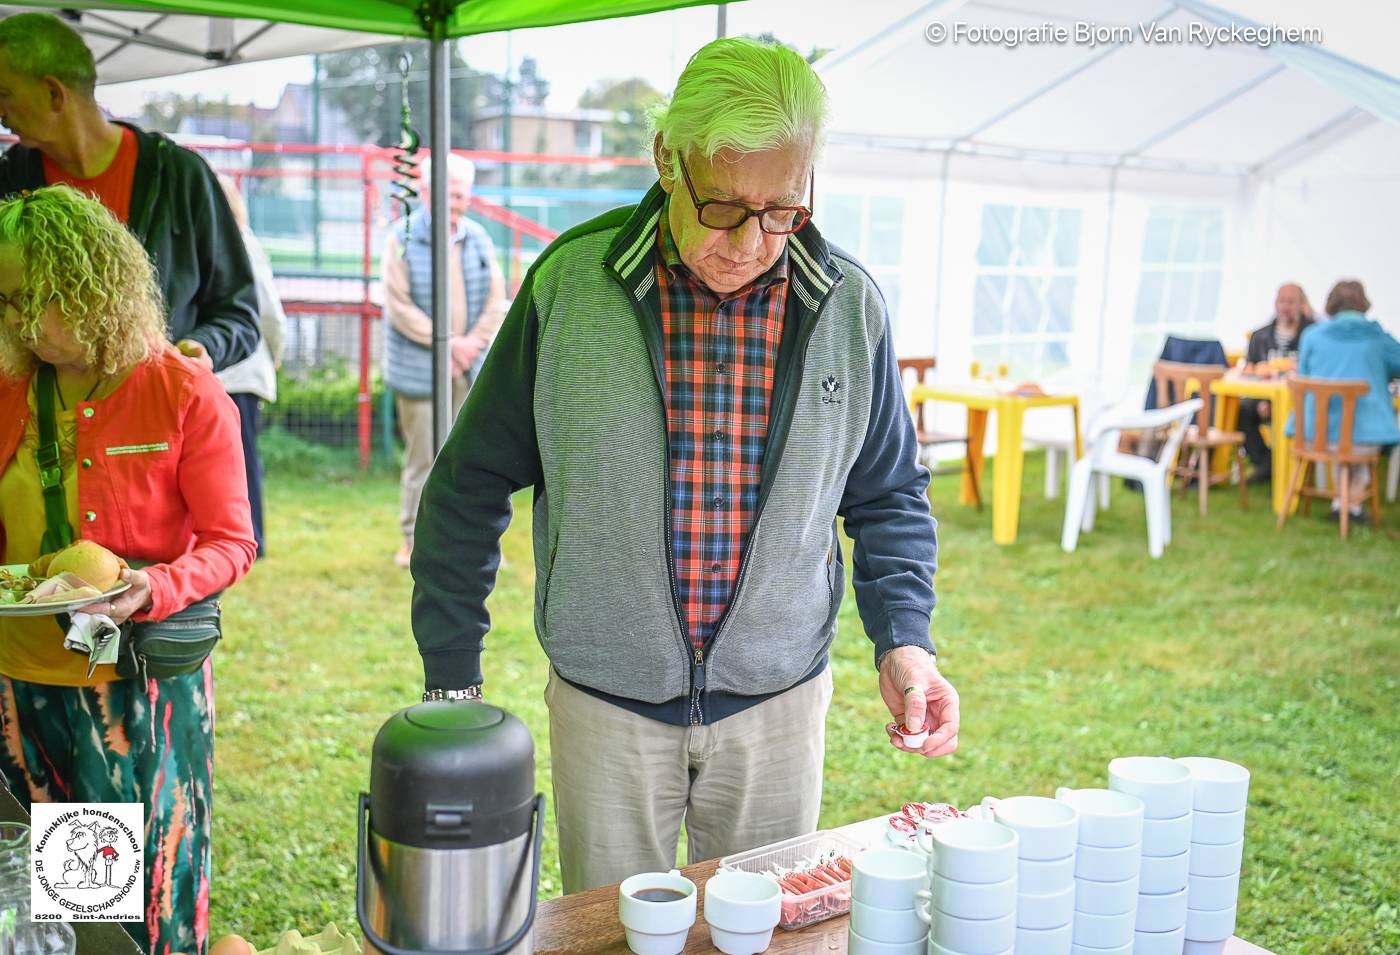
xmin=60 ymin=821 xmax=103 ymax=888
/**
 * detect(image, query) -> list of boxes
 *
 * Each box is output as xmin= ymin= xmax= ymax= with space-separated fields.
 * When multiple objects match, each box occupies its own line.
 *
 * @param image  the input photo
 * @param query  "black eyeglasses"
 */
xmin=679 ymin=158 xmax=813 ymax=235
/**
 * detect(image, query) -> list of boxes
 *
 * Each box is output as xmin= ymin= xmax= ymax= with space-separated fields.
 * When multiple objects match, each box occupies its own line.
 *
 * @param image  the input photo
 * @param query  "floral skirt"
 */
xmin=0 ymin=661 xmax=214 ymax=955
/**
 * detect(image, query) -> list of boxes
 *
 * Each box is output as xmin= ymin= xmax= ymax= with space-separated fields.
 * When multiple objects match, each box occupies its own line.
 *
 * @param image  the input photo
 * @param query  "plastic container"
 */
xmin=719 ymin=830 xmax=863 ymax=931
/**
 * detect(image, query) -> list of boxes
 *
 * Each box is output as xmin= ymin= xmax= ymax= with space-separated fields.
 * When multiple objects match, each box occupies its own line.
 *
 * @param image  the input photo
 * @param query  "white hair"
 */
xmin=420 ymin=153 xmax=476 ymax=189
xmin=648 ymin=37 xmax=828 ymax=181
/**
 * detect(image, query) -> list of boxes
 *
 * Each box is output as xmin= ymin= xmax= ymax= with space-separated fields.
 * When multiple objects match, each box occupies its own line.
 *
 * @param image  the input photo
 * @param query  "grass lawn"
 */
xmin=213 ymin=444 xmax=1399 ymax=954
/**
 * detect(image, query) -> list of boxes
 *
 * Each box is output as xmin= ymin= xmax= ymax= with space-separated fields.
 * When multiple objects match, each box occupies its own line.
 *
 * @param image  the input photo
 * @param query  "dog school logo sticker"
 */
xmin=30 ymin=803 xmax=143 ymax=921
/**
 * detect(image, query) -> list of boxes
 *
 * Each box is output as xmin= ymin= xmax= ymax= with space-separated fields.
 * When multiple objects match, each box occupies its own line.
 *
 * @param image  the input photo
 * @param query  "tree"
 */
xmin=744 ymin=32 xmax=831 ymax=64
xmin=578 ymin=77 xmax=665 ymax=160
xmin=318 ymin=41 xmax=489 ymax=150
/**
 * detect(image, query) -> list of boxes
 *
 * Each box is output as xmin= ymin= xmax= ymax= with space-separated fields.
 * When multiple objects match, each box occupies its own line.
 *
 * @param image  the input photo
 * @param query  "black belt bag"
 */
xmin=115 ymin=593 xmax=223 ymax=681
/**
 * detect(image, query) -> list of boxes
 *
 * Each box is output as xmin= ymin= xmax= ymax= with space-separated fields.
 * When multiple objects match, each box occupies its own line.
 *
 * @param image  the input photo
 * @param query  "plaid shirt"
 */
xmin=657 ymin=209 xmax=789 ymax=651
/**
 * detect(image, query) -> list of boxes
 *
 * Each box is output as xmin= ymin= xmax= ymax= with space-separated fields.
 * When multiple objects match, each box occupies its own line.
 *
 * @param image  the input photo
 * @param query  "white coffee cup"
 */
xmin=916 ymin=817 xmax=1019 ymax=885
xmin=1073 ymin=873 xmax=1139 ymax=916
xmin=1138 ymin=849 xmax=1189 ymax=895
xmin=853 ymin=848 xmax=930 ymax=910
xmin=978 ymin=796 xmax=1079 ymax=861
xmin=927 ymin=941 xmax=1012 ymax=955
xmin=919 ymin=874 xmax=1016 ymax=921
xmin=618 ymin=869 xmax=698 ymax=955
xmin=1134 ymin=887 xmax=1188 ymax=933
xmin=1187 ymin=870 xmax=1241 ymax=911
xmin=1141 ymin=813 xmax=1192 ymax=858
xmin=851 ymin=899 xmax=926 ymax=945
xmin=1015 ymin=921 xmax=1072 ymax=955
xmin=1191 ymin=808 xmax=1246 ymax=846
xmin=1109 ymin=756 xmax=1194 ymax=820
xmin=1019 ymin=853 xmax=1075 ymax=895
xmin=1134 ymin=925 xmax=1187 ymax=955
xmin=1016 ymin=883 xmax=1075 ymax=930
xmin=1074 ymin=842 xmax=1141 ymax=883
xmin=1176 ymin=757 xmax=1250 ymax=813
xmin=1188 ymin=839 xmax=1243 ymax=878
xmin=1071 ymin=908 xmax=1135 ymax=949
xmin=1185 ymin=904 xmax=1237 ymax=942
xmin=702 ymin=870 xmax=780 ymax=955
xmin=1182 ymin=939 xmax=1228 ymax=955
xmin=848 ymin=927 xmax=925 ymax=955
xmin=1070 ymin=944 xmax=1131 ymax=955
xmin=926 ymin=907 xmax=1016 ymax=955
xmin=1056 ymin=787 xmax=1144 ymax=848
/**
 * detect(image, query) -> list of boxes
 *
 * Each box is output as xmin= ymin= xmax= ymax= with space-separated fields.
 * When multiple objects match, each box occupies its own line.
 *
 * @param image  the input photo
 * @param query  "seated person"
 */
xmin=1239 ymin=283 xmax=1314 ymax=483
xmin=1295 ymin=279 xmax=1400 ymax=522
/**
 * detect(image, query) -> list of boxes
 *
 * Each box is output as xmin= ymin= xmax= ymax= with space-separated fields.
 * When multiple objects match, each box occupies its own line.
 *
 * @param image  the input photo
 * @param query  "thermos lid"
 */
xmin=369 ymin=701 xmax=535 ymax=850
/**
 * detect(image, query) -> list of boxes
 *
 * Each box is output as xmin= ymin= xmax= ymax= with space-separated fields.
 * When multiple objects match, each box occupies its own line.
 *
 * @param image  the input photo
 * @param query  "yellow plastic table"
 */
xmin=909 ymin=384 xmax=1082 ymax=545
xmin=1209 ymin=375 xmax=1293 ymax=514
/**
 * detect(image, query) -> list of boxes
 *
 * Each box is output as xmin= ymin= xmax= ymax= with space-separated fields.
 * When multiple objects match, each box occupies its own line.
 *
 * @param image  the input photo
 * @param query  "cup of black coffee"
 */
xmin=618 ymin=868 xmax=697 ymax=955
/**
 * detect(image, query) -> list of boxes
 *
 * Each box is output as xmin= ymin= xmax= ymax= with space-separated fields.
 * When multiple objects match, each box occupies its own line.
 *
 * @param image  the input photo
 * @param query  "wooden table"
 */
xmin=908 ymin=384 xmax=1083 ymax=545
xmin=0 ymin=783 xmax=142 ymax=955
xmin=534 ymin=818 xmax=1273 ymax=955
xmin=1208 ymin=375 xmax=1293 ymax=514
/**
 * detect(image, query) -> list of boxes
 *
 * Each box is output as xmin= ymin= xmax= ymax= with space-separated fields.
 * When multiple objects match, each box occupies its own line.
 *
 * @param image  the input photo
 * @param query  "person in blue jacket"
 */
xmin=1295 ymin=280 xmax=1400 ymax=521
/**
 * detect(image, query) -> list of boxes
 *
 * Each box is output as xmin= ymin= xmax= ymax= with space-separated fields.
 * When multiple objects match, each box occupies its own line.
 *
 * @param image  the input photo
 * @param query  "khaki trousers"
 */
xmin=396 ymin=376 xmax=470 ymax=548
xmin=545 ymin=666 xmax=834 ymax=893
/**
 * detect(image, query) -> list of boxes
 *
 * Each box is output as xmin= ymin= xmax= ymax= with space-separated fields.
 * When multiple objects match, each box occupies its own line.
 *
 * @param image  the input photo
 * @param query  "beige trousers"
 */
xmin=545 ymin=666 xmax=834 ymax=893
xmin=396 ymin=376 xmax=470 ymax=548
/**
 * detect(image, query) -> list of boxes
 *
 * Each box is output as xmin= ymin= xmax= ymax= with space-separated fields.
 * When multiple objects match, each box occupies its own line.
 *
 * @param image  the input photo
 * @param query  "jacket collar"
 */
xmin=604 ymin=181 xmax=843 ymax=316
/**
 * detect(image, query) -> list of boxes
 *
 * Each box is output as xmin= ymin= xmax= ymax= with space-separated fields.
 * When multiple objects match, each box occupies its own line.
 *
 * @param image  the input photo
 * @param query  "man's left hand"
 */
xmin=879 ymin=646 xmax=960 ymax=759
xmin=175 ymin=339 xmax=214 ymax=372
xmin=450 ymin=336 xmax=482 ymax=376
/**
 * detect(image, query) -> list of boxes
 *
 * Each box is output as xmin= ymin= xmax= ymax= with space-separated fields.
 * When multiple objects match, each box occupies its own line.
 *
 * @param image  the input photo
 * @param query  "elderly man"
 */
xmin=411 ymin=37 xmax=957 ymax=892
xmin=1239 ymin=283 xmax=1314 ymax=482
xmin=0 ymin=12 xmax=259 ymax=372
xmin=382 ymin=153 xmax=505 ymax=568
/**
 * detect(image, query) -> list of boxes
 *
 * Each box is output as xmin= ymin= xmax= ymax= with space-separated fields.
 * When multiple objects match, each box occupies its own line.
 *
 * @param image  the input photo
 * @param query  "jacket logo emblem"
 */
xmin=821 ymin=375 xmax=842 ymax=405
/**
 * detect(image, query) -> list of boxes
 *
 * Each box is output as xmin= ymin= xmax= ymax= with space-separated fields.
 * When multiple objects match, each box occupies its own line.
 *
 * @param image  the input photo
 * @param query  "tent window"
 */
xmin=1131 ymin=206 xmax=1226 ymax=374
xmin=820 ymin=192 xmax=905 ymax=331
xmin=970 ymin=202 xmax=1081 ymax=379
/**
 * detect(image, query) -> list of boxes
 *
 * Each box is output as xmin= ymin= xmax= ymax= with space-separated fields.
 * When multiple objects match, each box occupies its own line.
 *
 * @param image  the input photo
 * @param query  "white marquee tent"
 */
xmin=813 ymin=0 xmax=1399 ymax=442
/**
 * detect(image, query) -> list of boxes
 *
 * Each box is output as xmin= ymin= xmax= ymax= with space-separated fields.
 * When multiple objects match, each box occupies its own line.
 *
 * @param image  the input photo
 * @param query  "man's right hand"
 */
xmin=450 ymin=336 xmax=482 ymax=376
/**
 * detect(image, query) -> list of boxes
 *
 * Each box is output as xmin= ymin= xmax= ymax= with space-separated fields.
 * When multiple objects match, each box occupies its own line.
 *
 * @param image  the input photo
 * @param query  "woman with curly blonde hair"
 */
xmin=0 ymin=185 xmax=255 ymax=955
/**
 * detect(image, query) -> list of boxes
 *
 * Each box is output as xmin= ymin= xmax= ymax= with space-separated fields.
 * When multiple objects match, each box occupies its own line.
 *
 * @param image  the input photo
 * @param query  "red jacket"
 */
xmin=0 ymin=346 xmax=256 ymax=621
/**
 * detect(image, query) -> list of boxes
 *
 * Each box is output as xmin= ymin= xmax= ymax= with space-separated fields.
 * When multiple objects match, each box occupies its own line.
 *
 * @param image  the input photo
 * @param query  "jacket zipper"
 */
xmin=699 ymin=288 xmax=837 ymax=706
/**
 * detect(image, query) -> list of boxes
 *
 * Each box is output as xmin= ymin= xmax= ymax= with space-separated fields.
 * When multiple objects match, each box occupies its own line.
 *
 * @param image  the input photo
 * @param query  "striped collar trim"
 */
xmin=606 ymin=181 xmax=843 ymax=306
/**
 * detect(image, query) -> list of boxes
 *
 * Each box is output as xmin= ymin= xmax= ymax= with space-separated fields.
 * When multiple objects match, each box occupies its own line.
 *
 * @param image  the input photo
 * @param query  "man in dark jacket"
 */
xmin=0 ymin=12 xmax=259 ymax=371
xmin=1239 ymin=283 xmax=1314 ymax=482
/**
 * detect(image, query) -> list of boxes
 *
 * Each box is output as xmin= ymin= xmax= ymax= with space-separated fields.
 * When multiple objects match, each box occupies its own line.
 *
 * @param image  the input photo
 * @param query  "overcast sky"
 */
xmin=95 ymin=0 xmax=895 ymax=118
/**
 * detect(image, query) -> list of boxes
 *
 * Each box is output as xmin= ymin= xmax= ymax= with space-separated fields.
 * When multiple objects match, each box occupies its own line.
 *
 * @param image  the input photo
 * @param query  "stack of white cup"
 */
xmin=975 ymin=796 xmax=1077 ymax=954
xmin=1109 ymin=757 xmax=1194 ymax=955
xmin=1177 ymin=758 xmax=1249 ymax=955
xmin=913 ymin=817 xmax=1020 ymax=955
xmin=849 ymin=848 xmax=931 ymax=955
xmin=1057 ymin=787 xmax=1145 ymax=955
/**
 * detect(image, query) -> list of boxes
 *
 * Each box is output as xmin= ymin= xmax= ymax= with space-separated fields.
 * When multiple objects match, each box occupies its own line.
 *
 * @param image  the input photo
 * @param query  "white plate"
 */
xmin=0 ymin=564 xmax=130 ymax=617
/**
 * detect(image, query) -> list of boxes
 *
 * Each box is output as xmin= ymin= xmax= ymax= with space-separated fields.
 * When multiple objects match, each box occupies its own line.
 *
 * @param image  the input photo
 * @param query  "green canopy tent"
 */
xmin=7 ymin=0 xmax=736 ymax=448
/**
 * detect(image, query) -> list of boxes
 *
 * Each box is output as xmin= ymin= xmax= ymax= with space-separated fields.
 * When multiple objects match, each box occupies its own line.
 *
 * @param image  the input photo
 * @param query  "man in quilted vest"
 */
xmin=381 ymin=153 xmax=506 ymax=568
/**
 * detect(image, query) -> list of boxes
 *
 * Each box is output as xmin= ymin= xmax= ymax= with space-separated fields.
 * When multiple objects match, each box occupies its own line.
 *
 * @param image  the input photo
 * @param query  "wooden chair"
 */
xmin=1278 ymin=377 xmax=1382 ymax=540
xmin=898 ymin=357 xmax=982 ymax=511
xmin=1151 ymin=361 xmax=1247 ymax=517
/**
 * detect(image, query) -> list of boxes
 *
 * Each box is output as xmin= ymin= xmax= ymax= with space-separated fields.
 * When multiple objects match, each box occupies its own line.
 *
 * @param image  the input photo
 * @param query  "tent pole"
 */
xmin=429 ymin=29 xmax=452 ymax=454
xmin=931 ymin=151 xmax=950 ymax=361
xmin=1094 ymin=167 xmax=1120 ymax=384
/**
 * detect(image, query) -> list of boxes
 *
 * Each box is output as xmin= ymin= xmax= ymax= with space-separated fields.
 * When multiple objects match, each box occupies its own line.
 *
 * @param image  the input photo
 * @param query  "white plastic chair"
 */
xmin=1061 ymin=398 xmax=1203 ymax=559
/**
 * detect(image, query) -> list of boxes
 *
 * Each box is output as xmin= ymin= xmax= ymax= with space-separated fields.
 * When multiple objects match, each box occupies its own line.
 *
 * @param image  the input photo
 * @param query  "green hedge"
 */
xmin=264 ymin=361 xmax=389 ymax=449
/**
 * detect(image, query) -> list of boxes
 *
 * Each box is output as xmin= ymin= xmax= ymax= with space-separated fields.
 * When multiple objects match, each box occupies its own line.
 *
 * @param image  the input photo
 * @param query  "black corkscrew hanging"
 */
xmin=390 ymin=52 xmax=422 ymax=254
